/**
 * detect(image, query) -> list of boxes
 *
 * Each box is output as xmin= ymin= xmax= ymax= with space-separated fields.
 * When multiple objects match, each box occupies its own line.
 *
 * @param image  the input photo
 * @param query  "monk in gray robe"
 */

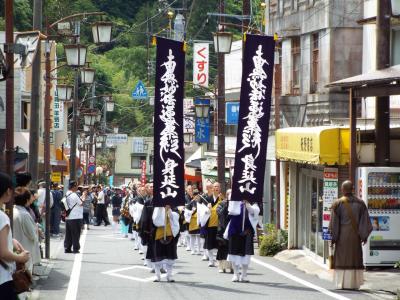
xmin=329 ymin=180 xmax=372 ymax=289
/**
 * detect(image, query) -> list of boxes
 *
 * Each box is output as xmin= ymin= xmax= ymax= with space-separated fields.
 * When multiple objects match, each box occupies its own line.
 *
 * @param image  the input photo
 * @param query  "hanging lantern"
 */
xmin=64 ymin=44 xmax=87 ymax=67
xmin=213 ymin=32 xmax=233 ymax=54
xmin=103 ymin=95 xmax=114 ymax=112
xmin=57 ymin=84 xmax=74 ymax=101
xmin=92 ymin=21 xmax=113 ymax=44
xmin=80 ymin=67 xmax=95 ymax=84
xmin=83 ymin=111 xmax=97 ymax=126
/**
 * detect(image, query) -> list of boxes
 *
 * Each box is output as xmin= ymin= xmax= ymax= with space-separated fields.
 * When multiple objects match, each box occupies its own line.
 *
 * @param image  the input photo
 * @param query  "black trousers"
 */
xmin=64 ymin=219 xmax=82 ymax=251
xmin=96 ymin=204 xmax=110 ymax=225
xmin=0 ymin=280 xmax=17 ymax=300
xmin=83 ymin=212 xmax=90 ymax=225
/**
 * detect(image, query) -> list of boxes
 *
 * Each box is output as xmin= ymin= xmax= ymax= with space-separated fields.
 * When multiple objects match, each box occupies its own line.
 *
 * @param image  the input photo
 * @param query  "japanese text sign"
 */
xmin=193 ymin=43 xmax=209 ymax=88
xmin=153 ymin=37 xmax=185 ymax=207
xmin=231 ymin=35 xmax=275 ymax=204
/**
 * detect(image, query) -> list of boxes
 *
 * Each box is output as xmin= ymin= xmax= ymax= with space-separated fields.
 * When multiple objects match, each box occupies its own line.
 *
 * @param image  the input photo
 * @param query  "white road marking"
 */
xmin=251 ymin=257 xmax=351 ymax=300
xmin=98 ymin=234 xmax=127 ymax=240
xmin=102 ymin=265 xmax=172 ymax=283
xmin=65 ymin=229 xmax=88 ymax=300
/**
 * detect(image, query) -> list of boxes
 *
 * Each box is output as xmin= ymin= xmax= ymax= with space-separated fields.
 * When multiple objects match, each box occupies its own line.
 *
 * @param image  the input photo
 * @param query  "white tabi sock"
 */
xmin=240 ymin=264 xmax=249 ymax=282
xmin=166 ymin=263 xmax=174 ymax=281
xmin=154 ymin=264 xmax=161 ymax=281
xmin=232 ymin=264 xmax=240 ymax=282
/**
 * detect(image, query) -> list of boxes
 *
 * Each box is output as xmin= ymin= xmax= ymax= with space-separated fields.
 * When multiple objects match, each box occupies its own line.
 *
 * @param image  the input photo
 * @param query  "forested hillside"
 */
xmin=0 ymin=0 xmax=263 ymax=136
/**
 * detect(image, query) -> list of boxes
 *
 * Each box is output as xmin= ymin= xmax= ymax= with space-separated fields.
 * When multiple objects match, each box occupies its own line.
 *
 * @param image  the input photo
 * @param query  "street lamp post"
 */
xmin=213 ymin=30 xmax=232 ymax=193
xmin=4 ymin=0 xmax=14 ymax=222
xmin=42 ymin=12 xmax=111 ymax=257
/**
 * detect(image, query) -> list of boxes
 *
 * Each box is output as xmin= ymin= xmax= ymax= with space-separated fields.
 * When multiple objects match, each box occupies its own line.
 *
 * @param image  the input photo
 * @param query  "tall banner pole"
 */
xmin=153 ymin=37 xmax=186 ymax=208
xmin=231 ymin=34 xmax=275 ymax=204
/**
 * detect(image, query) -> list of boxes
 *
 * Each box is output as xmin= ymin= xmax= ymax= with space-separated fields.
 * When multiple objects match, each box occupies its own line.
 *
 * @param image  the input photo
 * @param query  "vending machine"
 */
xmin=357 ymin=167 xmax=400 ymax=266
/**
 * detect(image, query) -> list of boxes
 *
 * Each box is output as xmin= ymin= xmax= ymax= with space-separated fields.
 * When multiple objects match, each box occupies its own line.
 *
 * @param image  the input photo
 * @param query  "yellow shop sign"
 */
xmin=275 ymin=127 xmax=349 ymax=165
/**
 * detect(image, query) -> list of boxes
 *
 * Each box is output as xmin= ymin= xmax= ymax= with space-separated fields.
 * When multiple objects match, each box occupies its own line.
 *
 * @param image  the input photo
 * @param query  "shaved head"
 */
xmin=341 ymin=180 xmax=353 ymax=194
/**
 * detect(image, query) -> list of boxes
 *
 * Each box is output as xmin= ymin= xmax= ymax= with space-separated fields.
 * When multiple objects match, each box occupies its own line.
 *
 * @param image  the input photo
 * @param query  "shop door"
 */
xmin=309 ymin=177 xmax=325 ymax=257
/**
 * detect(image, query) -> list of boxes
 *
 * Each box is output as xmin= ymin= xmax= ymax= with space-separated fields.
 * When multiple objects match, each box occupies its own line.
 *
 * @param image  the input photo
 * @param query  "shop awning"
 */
xmin=275 ymin=126 xmax=350 ymax=165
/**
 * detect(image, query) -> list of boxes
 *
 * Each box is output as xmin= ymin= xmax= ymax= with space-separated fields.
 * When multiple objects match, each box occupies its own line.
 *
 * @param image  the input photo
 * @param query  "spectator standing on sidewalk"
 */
xmin=95 ymin=186 xmax=110 ymax=226
xmin=82 ymin=186 xmax=93 ymax=230
xmin=13 ymin=187 xmax=41 ymax=272
xmin=50 ymin=183 xmax=63 ymax=236
xmin=37 ymin=180 xmax=53 ymax=234
xmin=0 ymin=172 xmax=30 ymax=299
xmin=329 ymin=180 xmax=373 ymax=290
xmin=64 ymin=181 xmax=83 ymax=254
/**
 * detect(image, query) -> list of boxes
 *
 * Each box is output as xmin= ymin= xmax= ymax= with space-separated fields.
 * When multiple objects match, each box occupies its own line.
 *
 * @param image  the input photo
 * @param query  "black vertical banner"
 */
xmin=231 ymin=34 xmax=275 ymax=204
xmin=153 ymin=37 xmax=185 ymax=207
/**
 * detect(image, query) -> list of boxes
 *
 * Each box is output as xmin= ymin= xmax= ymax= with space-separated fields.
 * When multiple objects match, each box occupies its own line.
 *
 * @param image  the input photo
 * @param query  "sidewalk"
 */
xmin=273 ymin=249 xmax=400 ymax=299
xmin=27 ymin=225 xmax=65 ymax=300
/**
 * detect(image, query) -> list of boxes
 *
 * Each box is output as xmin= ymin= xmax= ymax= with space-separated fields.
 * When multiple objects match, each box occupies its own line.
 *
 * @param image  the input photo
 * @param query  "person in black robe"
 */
xmin=216 ymin=189 xmax=232 ymax=273
xmin=150 ymin=206 xmax=180 ymax=282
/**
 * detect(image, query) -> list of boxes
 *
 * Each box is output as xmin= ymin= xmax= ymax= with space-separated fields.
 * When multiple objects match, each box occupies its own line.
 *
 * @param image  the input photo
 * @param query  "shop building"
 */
xmin=275 ymin=126 xmax=350 ymax=263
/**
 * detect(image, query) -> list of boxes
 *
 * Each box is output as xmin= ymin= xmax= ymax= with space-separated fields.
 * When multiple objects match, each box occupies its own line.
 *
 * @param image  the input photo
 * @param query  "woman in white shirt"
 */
xmin=13 ymin=187 xmax=41 ymax=272
xmin=0 ymin=172 xmax=30 ymax=298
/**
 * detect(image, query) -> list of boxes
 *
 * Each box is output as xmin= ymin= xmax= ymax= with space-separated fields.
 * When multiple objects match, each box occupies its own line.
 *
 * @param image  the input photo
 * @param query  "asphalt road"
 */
xmin=34 ymin=223 xmax=377 ymax=300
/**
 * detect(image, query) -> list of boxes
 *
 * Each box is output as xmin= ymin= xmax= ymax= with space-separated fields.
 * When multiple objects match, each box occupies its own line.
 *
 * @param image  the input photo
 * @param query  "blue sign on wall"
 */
xmin=195 ymin=117 xmax=210 ymax=143
xmin=226 ymin=102 xmax=240 ymax=125
xmin=132 ymin=80 xmax=148 ymax=100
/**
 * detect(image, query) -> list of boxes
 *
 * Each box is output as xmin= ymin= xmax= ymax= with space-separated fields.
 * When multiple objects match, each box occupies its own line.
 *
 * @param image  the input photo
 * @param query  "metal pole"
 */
xmin=70 ymin=70 xmax=79 ymax=180
xmin=44 ymin=39 xmax=51 ymax=258
xmin=217 ymin=0 xmax=226 ymax=194
xmin=349 ymin=88 xmax=357 ymax=183
xmin=28 ymin=0 xmax=42 ymax=184
xmin=375 ymin=0 xmax=391 ymax=165
xmin=5 ymin=0 xmax=14 ymax=223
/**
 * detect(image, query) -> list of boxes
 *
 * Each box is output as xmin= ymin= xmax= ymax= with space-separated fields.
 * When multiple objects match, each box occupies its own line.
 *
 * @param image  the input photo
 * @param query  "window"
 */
xmin=291 ymin=37 xmax=300 ymax=95
xmin=392 ymin=28 xmax=400 ymax=66
xmin=311 ymin=33 xmax=319 ymax=93
xmin=131 ymin=156 xmax=146 ymax=169
xmin=21 ymin=100 xmax=30 ymax=130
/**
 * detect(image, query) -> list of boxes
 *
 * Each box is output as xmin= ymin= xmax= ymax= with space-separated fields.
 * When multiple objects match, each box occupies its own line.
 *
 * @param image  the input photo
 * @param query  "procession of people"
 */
xmin=78 ymin=179 xmax=260 ymax=283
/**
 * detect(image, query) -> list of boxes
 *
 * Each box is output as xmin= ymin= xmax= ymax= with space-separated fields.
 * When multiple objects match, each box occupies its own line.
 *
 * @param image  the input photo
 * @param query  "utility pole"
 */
xmin=44 ymin=39 xmax=51 ymax=258
xmin=70 ymin=21 xmax=81 ymax=180
xmin=29 ymin=0 xmax=42 ymax=184
xmin=375 ymin=0 xmax=391 ymax=165
xmin=4 ymin=0 xmax=14 ymax=223
xmin=217 ymin=0 xmax=226 ymax=193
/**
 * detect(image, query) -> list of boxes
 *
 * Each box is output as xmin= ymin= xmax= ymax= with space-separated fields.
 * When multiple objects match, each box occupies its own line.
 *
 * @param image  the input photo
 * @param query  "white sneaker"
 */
xmin=191 ymin=251 xmax=196 ymax=255
xmin=240 ymin=275 xmax=249 ymax=283
xmin=232 ymin=275 xmax=239 ymax=282
xmin=202 ymin=255 xmax=208 ymax=261
xmin=218 ymin=269 xmax=224 ymax=273
xmin=186 ymin=246 xmax=191 ymax=251
xmin=139 ymin=250 xmax=144 ymax=254
xmin=208 ymin=262 xmax=215 ymax=267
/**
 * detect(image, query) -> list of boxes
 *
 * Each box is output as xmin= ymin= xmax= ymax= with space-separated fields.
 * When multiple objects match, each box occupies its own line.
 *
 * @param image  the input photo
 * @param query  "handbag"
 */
xmin=0 ymin=260 xmax=32 ymax=294
xmin=62 ymin=193 xmax=77 ymax=217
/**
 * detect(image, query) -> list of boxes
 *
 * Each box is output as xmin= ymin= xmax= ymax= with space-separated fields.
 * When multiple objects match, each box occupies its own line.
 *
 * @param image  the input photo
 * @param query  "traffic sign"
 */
xmin=132 ymin=80 xmax=148 ymax=100
xmin=88 ymin=163 xmax=96 ymax=174
xmin=89 ymin=156 xmax=95 ymax=164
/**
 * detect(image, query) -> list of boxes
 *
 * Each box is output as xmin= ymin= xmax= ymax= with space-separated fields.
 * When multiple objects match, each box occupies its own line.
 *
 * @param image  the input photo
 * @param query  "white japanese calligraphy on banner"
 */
xmin=238 ymin=45 xmax=268 ymax=194
xmin=159 ymin=49 xmax=181 ymax=199
xmin=193 ymin=43 xmax=209 ymax=88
